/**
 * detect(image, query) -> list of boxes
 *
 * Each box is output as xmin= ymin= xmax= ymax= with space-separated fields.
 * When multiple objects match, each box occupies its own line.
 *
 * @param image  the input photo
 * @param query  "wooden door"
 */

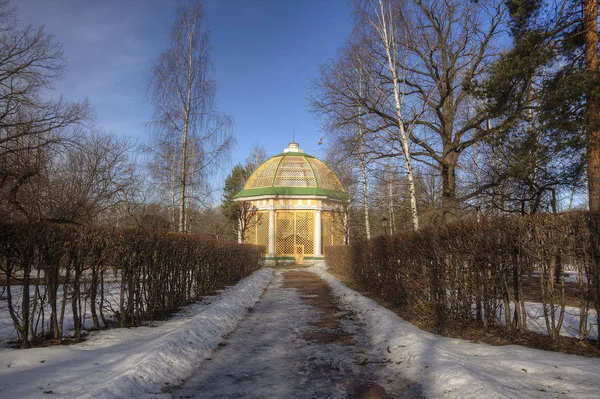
xmin=294 ymin=244 xmax=305 ymax=265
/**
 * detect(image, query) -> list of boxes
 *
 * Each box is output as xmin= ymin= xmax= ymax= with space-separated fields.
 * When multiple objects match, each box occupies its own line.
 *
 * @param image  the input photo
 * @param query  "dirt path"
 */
xmin=171 ymin=268 xmax=422 ymax=399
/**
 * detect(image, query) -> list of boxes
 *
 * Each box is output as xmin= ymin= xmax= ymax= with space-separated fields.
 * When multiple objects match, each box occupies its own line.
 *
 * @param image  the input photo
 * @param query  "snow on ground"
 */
xmin=0 ymin=282 xmax=122 ymax=345
xmin=171 ymin=270 xmax=422 ymax=399
xmin=0 ymin=268 xmax=273 ymax=398
xmin=311 ymin=263 xmax=600 ymax=399
xmin=563 ymin=271 xmax=582 ymax=283
xmin=500 ymin=302 xmax=598 ymax=340
xmin=2 ymin=271 xmax=595 ymax=346
xmin=1 ymin=263 xmax=600 ymax=399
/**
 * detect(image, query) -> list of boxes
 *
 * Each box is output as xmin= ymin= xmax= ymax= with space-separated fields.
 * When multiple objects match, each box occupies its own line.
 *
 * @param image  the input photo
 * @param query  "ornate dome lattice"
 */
xmin=235 ymin=142 xmax=348 ymax=200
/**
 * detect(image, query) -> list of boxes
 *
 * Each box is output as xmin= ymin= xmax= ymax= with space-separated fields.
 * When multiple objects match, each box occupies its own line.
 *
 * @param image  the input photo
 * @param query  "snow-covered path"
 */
xmin=172 ymin=269 xmax=422 ymax=399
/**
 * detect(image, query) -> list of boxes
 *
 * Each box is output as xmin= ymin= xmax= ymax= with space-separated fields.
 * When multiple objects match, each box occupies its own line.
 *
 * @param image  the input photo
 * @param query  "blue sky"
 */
xmin=16 ymin=0 xmax=353 ymax=168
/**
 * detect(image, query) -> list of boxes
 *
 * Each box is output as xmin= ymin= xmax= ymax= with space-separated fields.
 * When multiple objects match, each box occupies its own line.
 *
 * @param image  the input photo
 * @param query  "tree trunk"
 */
xmin=578 ymin=265 xmax=590 ymax=338
xmin=441 ymin=152 xmax=460 ymax=223
xmin=178 ymin=22 xmax=196 ymax=233
xmin=5 ymin=259 xmax=24 ymax=347
xmin=90 ymin=254 xmax=100 ymax=329
xmin=585 ymin=0 xmax=600 ymax=211
xmin=358 ymin=72 xmax=371 ymax=240
xmin=21 ymin=261 xmax=31 ymax=348
xmin=360 ymin=134 xmax=371 ymax=240
xmin=170 ymin=153 xmax=177 ymax=228
xmin=71 ymin=258 xmax=82 ymax=341
xmin=387 ymin=162 xmax=395 ymax=235
xmin=473 ymin=141 xmax=482 ymax=221
xmin=179 ymin=122 xmax=189 ymax=233
xmin=377 ymin=0 xmax=419 ymax=231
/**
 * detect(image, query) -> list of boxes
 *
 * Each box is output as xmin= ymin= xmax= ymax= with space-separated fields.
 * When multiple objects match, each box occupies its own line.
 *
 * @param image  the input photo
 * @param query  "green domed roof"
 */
xmin=234 ymin=143 xmax=349 ymax=200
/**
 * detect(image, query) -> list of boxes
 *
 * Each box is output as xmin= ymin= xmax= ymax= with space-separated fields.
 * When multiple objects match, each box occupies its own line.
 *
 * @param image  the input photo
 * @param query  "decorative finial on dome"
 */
xmin=283 ymin=142 xmax=304 ymax=153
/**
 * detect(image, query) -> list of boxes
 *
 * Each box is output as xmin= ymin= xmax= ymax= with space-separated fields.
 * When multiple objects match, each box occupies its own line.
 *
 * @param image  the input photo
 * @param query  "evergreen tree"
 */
xmin=221 ymin=163 xmax=257 ymax=242
xmin=478 ymin=0 xmax=598 ymax=211
xmin=222 ymin=163 xmax=251 ymax=221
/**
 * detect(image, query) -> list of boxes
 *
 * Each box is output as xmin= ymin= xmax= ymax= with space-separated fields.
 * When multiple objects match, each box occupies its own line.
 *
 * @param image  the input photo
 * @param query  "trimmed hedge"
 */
xmin=326 ymin=212 xmax=600 ymax=343
xmin=0 ymin=222 xmax=264 ymax=347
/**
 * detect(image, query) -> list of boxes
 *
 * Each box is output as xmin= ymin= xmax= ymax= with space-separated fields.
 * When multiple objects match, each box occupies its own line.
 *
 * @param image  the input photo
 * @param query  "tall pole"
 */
xmin=585 ymin=0 xmax=600 ymax=211
xmin=268 ymin=208 xmax=275 ymax=258
xmin=314 ymin=209 xmax=322 ymax=257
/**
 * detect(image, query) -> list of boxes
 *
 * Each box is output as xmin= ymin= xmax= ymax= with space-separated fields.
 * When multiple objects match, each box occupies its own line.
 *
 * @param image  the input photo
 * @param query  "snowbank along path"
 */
xmin=0 ymin=269 xmax=274 ymax=398
xmin=313 ymin=264 xmax=600 ymax=399
xmin=171 ymin=267 xmax=423 ymax=399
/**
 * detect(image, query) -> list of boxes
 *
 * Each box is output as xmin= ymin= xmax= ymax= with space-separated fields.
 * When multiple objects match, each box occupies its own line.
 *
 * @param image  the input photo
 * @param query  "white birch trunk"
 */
xmin=358 ymin=73 xmax=371 ymax=240
xmin=170 ymin=153 xmax=177 ymax=226
xmin=178 ymin=132 xmax=187 ymax=233
xmin=178 ymin=22 xmax=196 ymax=233
xmin=376 ymin=0 xmax=419 ymax=231
xmin=359 ymin=135 xmax=371 ymax=240
xmin=387 ymin=161 xmax=395 ymax=235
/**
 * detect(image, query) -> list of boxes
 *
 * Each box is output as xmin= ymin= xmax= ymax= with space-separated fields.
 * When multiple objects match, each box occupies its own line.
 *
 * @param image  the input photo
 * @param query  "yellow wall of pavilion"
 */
xmin=322 ymin=210 xmax=345 ymax=248
xmin=243 ymin=211 xmax=269 ymax=254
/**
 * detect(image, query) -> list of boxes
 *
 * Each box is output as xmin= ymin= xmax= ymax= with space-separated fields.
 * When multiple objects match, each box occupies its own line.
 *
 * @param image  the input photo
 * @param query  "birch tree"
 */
xmin=313 ymin=0 xmax=423 ymax=231
xmin=359 ymin=0 xmax=505 ymax=222
xmin=312 ymin=39 xmax=378 ymax=237
xmin=354 ymin=42 xmax=372 ymax=239
xmin=360 ymin=0 xmax=420 ymax=230
xmin=358 ymin=120 xmax=371 ymax=238
xmin=145 ymin=131 xmax=179 ymax=227
xmin=149 ymin=0 xmax=233 ymax=233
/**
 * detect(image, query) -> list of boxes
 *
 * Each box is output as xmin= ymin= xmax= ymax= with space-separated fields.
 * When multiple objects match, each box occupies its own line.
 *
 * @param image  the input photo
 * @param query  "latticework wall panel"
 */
xmin=274 ymin=156 xmax=317 ymax=187
xmin=275 ymin=210 xmax=315 ymax=256
xmin=295 ymin=211 xmax=314 ymax=255
xmin=245 ymin=157 xmax=282 ymax=189
xmin=256 ymin=213 xmax=269 ymax=251
xmin=243 ymin=211 xmax=268 ymax=254
xmin=322 ymin=211 xmax=345 ymax=250
xmin=276 ymin=211 xmax=295 ymax=255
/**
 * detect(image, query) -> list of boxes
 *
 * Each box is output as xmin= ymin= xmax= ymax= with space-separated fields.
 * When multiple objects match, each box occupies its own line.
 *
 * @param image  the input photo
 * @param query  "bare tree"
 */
xmin=222 ymin=145 xmax=268 ymax=243
xmin=149 ymin=0 xmax=233 ymax=233
xmin=0 ymin=0 xmax=90 ymax=220
xmin=10 ymin=129 xmax=137 ymax=224
xmin=349 ymin=0 xmax=505 ymax=223
xmin=245 ymin=143 xmax=267 ymax=170
xmin=144 ymin=130 xmax=179 ymax=227
xmin=396 ymin=0 xmax=505 ymax=222
xmin=313 ymin=1 xmax=427 ymax=232
xmin=361 ymin=0 xmax=420 ymax=231
xmin=312 ymin=39 xmax=376 ymax=237
xmin=358 ymin=123 xmax=371 ymax=238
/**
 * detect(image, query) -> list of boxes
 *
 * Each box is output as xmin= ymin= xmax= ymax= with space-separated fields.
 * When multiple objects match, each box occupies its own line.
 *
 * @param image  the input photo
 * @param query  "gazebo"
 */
xmin=234 ymin=142 xmax=350 ymax=264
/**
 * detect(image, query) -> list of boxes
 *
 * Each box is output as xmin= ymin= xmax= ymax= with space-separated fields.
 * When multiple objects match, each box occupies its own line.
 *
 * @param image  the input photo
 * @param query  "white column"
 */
xmin=314 ymin=209 xmax=322 ymax=257
xmin=268 ymin=208 xmax=275 ymax=257
xmin=344 ymin=209 xmax=349 ymax=244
